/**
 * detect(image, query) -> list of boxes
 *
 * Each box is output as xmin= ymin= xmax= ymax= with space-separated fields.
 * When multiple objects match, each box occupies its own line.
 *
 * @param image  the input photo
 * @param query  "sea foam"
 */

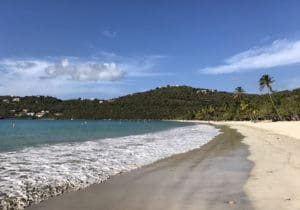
xmin=0 ymin=124 xmax=219 ymax=209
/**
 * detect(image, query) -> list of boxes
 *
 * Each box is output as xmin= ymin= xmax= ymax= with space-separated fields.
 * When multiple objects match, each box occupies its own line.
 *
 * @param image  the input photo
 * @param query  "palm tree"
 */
xmin=259 ymin=74 xmax=282 ymax=120
xmin=234 ymin=86 xmax=245 ymax=100
xmin=233 ymin=87 xmax=245 ymax=120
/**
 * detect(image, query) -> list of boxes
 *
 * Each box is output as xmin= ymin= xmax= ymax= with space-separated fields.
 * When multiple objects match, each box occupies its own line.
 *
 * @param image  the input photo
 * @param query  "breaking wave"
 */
xmin=0 ymin=124 xmax=219 ymax=209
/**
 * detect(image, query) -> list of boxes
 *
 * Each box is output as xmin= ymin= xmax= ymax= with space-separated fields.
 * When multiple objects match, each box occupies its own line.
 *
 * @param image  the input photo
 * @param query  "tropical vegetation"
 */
xmin=259 ymin=74 xmax=282 ymax=120
xmin=0 ymin=83 xmax=299 ymax=121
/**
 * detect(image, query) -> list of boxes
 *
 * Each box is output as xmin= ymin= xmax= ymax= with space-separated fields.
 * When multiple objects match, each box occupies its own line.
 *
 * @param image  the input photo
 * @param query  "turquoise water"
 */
xmin=0 ymin=119 xmax=193 ymax=152
xmin=0 ymin=120 xmax=219 ymax=209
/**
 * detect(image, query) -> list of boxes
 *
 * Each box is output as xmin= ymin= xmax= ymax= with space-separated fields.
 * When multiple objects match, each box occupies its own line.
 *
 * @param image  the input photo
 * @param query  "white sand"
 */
xmin=215 ymin=121 xmax=300 ymax=140
xmin=212 ymin=121 xmax=300 ymax=210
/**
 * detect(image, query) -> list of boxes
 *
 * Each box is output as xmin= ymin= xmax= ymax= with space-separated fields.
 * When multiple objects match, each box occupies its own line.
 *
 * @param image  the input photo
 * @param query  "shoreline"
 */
xmin=176 ymin=120 xmax=300 ymax=140
xmin=26 ymin=125 xmax=254 ymax=210
xmin=1 ymin=122 xmax=218 ymax=210
xmin=12 ymin=120 xmax=300 ymax=210
xmin=210 ymin=121 xmax=300 ymax=210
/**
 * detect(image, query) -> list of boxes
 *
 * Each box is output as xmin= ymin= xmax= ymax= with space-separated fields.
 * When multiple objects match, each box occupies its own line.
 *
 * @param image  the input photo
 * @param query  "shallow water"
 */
xmin=0 ymin=120 xmax=219 ymax=209
xmin=0 ymin=119 xmax=192 ymax=152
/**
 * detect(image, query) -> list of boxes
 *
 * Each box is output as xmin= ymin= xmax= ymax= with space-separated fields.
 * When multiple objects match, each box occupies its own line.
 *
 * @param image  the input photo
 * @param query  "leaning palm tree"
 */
xmin=259 ymin=74 xmax=282 ymax=120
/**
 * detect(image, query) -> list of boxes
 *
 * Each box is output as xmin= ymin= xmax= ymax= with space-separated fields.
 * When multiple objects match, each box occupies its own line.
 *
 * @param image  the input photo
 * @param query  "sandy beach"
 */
xmin=211 ymin=121 xmax=300 ymax=210
xmin=26 ymin=121 xmax=300 ymax=210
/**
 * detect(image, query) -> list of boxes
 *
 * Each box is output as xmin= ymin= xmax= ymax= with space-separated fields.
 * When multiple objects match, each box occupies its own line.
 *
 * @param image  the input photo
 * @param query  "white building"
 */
xmin=2 ymin=99 xmax=9 ymax=103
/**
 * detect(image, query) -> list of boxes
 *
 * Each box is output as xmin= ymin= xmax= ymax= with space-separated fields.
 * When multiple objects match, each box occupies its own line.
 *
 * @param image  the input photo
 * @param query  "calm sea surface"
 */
xmin=0 ymin=119 xmax=193 ymax=152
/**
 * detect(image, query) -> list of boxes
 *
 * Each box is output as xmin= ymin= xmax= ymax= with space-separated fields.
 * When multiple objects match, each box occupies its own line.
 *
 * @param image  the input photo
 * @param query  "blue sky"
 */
xmin=0 ymin=0 xmax=300 ymax=99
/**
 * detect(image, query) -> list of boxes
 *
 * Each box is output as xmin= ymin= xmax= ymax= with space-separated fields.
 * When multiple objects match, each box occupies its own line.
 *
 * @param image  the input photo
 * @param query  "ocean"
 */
xmin=0 ymin=119 xmax=219 ymax=209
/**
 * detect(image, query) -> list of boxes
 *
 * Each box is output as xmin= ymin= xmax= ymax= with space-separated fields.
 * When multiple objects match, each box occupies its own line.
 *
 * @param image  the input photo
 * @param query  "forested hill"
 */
xmin=0 ymin=86 xmax=299 ymax=120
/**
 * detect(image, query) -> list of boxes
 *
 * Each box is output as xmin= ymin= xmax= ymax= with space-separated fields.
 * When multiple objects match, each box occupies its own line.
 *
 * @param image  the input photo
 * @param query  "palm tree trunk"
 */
xmin=268 ymin=91 xmax=282 ymax=120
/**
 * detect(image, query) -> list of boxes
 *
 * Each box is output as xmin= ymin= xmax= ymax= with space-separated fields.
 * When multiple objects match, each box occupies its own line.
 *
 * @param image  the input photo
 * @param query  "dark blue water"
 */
xmin=0 ymin=119 xmax=193 ymax=152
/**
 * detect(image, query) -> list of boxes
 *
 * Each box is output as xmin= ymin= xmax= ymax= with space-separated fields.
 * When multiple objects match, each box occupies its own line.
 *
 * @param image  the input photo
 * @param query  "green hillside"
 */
xmin=0 ymin=86 xmax=299 ymax=120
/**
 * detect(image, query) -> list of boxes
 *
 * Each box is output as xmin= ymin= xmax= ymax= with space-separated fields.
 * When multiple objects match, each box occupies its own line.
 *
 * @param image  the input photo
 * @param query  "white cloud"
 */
xmin=120 ymin=55 xmax=167 ymax=77
xmin=200 ymin=39 xmax=300 ymax=74
xmin=0 ymin=59 xmax=50 ymax=79
xmin=91 ymin=53 xmax=167 ymax=77
xmin=102 ymin=30 xmax=117 ymax=38
xmin=0 ymin=58 xmax=126 ymax=98
xmin=45 ymin=59 xmax=126 ymax=81
xmin=0 ymin=55 xmax=164 ymax=98
xmin=0 ymin=58 xmax=126 ymax=82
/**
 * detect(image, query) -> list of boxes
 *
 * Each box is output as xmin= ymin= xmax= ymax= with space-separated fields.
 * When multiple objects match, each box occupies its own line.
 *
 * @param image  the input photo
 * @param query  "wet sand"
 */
xmin=27 ymin=126 xmax=253 ymax=210
xmin=212 ymin=121 xmax=300 ymax=210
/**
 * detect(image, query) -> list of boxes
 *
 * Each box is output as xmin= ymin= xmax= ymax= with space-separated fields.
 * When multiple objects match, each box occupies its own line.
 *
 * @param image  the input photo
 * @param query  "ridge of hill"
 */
xmin=0 ymin=86 xmax=299 ymax=120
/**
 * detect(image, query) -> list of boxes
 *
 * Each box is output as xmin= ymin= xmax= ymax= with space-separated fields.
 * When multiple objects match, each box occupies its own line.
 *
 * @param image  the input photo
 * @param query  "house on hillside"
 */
xmin=2 ymin=99 xmax=9 ymax=103
xmin=35 ymin=112 xmax=45 ymax=118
